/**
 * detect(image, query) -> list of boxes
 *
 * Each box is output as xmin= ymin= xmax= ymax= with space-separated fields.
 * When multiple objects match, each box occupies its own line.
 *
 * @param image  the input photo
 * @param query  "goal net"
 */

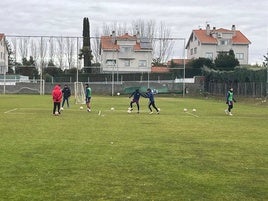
xmin=74 ymin=82 xmax=85 ymax=104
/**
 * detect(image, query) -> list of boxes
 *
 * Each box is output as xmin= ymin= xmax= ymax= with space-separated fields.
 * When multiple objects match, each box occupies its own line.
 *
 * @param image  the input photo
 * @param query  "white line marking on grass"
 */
xmin=4 ymin=108 xmax=18 ymax=113
xmin=185 ymin=111 xmax=199 ymax=118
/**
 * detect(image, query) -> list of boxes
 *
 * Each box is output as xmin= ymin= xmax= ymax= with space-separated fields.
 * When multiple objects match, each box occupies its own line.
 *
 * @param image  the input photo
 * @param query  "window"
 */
xmin=121 ymin=46 xmax=133 ymax=53
xmin=190 ymin=48 xmax=193 ymax=55
xmin=194 ymin=47 xmax=197 ymax=54
xmin=194 ymin=36 xmax=197 ymax=41
xmin=235 ymin=53 xmax=244 ymax=60
xmin=205 ymin=52 xmax=213 ymax=59
xmin=220 ymin=40 xmax=228 ymax=45
xmin=106 ymin=59 xmax=116 ymax=66
xmin=124 ymin=60 xmax=130 ymax=66
xmin=139 ymin=60 xmax=147 ymax=67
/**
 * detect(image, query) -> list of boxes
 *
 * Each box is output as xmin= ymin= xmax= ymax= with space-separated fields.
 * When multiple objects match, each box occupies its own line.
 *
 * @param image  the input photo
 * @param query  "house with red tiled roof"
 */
xmin=100 ymin=31 xmax=153 ymax=73
xmin=167 ymin=59 xmax=191 ymax=68
xmin=151 ymin=66 xmax=170 ymax=73
xmin=0 ymin=33 xmax=8 ymax=74
xmin=186 ymin=25 xmax=251 ymax=65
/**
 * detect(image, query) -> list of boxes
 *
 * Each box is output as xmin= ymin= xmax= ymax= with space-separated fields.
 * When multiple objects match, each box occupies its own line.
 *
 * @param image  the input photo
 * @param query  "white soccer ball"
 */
xmin=127 ymin=110 xmax=132 ymax=114
xmin=55 ymin=111 xmax=59 ymax=115
xmin=111 ymin=107 xmax=115 ymax=111
xmin=183 ymin=108 xmax=188 ymax=112
xmin=80 ymin=106 xmax=83 ymax=110
xmin=117 ymin=92 xmax=120 ymax=96
xmin=192 ymin=108 xmax=196 ymax=112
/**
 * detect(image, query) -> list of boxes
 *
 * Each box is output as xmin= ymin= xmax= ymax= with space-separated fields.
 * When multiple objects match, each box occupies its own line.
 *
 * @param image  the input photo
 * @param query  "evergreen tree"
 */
xmin=214 ymin=50 xmax=239 ymax=70
xmin=79 ymin=17 xmax=93 ymax=73
xmin=16 ymin=56 xmax=39 ymax=79
xmin=263 ymin=52 xmax=268 ymax=67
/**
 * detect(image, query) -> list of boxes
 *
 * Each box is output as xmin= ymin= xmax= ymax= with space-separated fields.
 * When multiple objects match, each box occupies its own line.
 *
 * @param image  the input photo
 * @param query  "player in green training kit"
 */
xmin=225 ymin=87 xmax=236 ymax=116
xmin=85 ymin=84 xmax=92 ymax=112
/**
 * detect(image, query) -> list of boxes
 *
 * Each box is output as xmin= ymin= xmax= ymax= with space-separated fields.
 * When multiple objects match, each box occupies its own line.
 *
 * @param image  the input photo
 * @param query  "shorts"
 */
xmin=86 ymin=97 xmax=91 ymax=103
xmin=131 ymin=99 xmax=139 ymax=103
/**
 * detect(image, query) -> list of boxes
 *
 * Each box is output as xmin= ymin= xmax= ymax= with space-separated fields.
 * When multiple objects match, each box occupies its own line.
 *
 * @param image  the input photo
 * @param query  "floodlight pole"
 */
xmin=266 ymin=65 xmax=268 ymax=97
xmin=112 ymin=65 xmax=114 ymax=96
xmin=40 ymin=36 xmax=43 ymax=95
xmin=3 ymin=71 xmax=6 ymax=94
xmin=76 ymin=37 xmax=79 ymax=83
xmin=182 ymin=38 xmax=186 ymax=97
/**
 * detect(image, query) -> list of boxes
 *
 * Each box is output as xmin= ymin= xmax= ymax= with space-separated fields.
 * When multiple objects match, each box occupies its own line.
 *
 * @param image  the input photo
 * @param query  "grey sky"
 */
xmin=0 ymin=0 xmax=267 ymax=64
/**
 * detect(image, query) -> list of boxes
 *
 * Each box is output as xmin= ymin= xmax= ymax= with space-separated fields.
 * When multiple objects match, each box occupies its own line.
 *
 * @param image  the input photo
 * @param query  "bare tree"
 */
xmin=65 ymin=37 xmax=75 ymax=69
xmin=39 ymin=37 xmax=48 ymax=69
xmin=18 ymin=37 xmax=29 ymax=62
xmin=154 ymin=21 xmax=174 ymax=64
xmin=30 ymin=38 xmax=38 ymax=66
xmin=11 ymin=37 xmax=17 ymax=64
xmin=56 ymin=37 xmax=65 ymax=69
xmin=92 ymin=28 xmax=101 ymax=63
xmin=48 ymin=36 xmax=55 ymax=66
xmin=131 ymin=19 xmax=156 ymax=38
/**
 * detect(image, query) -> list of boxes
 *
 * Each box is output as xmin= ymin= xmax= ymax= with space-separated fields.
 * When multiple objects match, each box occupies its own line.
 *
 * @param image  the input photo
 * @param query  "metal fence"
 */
xmin=206 ymin=82 xmax=267 ymax=97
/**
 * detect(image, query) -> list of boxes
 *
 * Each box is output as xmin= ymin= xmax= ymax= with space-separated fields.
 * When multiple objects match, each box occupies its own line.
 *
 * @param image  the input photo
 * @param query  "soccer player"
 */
xmin=85 ymin=83 xmax=92 ymax=112
xmin=129 ymin=89 xmax=144 ymax=113
xmin=61 ymin=84 xmax=71 ymax=108
xmin=145 ymin=88 xmax=160 ymax=114
xmin=225 ymin=87 xmax=236 ymax=116
xmin=52 ymin=84 xmax=62 ymax=115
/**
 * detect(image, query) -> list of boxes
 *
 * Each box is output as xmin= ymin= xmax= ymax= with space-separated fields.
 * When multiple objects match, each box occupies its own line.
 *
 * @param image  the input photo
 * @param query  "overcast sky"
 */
xmin=0 ymin=0 xmax=267 ymax=64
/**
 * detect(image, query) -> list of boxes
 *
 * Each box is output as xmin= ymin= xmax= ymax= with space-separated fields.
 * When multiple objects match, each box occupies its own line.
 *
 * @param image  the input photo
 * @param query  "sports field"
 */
xmin=0 ymin=94 xmax=267 ymax=200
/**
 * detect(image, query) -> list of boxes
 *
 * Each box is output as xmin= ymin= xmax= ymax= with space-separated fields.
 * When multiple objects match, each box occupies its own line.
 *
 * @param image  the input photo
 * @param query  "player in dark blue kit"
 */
xmin=129 ymin=89 xmax=144 ymax=113
xmin=145 ymin=88 xmax=160 ymax=114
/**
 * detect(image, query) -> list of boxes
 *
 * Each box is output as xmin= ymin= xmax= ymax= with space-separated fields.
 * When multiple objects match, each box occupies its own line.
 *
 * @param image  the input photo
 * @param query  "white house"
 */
xmin=186 ymin=25 xmax=251 ymax=65
xmin=100 ymin=31 xmax=153 ymax=73
xmin=0 ymin=33 xmax=8 ymax=74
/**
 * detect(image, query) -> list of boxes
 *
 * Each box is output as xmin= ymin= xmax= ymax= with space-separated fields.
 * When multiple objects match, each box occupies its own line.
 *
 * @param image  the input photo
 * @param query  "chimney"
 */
xmin=206 ymin=24 xmax=210 ymax=35
xmin=232 ymin=25 xmax=236 ymax=36
xmin=136 ymin=31 xmax=140 ymax=43
xmin=212 ymin=27 xmax=216 ymax=38
xmin=111 ymin=31 xmax=116 ymax=44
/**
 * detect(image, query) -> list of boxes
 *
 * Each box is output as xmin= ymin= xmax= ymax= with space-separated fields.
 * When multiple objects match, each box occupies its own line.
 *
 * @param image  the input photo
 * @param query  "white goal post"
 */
xmin=74 ymin=82 xmax=85 ymax=104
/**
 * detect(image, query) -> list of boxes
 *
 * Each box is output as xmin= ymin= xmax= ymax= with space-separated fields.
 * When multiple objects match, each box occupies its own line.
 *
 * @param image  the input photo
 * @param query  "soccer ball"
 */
xmin=192 ymin=108 xmax=196 ymax=112
xmin=183 ymin=108 xmax=187 ymax=112
xmin=117 ymin=92 xmax=120 ymax=96
xmin=55 ymin=111 xmax=59 ymax=115
xmin=80 ymin=106 xmax=83 ymax=110
xmin=111 ymin=107 xmax=115 ymax=111
xmin=127 ymin=110 xmax=132 ymax=114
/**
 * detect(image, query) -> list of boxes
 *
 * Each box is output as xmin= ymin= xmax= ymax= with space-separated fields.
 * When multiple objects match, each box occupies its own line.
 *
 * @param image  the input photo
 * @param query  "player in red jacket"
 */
xmin=52 ymin=84 xmax=62 ymax=115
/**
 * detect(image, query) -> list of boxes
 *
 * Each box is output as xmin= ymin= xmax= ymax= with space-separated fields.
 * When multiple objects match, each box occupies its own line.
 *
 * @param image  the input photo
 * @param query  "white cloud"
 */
xmin=0 ymin=0 xmax=267 ymax=64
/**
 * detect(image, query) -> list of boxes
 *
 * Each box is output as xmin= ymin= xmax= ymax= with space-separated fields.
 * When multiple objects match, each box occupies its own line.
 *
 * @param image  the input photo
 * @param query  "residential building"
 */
xmin=0 ymin=33 xmax=8 ymax=74
xmin=186 ymin=25 xmax=251 ymax=65
xmin=100 ymin=31 xmax=153 ymax=73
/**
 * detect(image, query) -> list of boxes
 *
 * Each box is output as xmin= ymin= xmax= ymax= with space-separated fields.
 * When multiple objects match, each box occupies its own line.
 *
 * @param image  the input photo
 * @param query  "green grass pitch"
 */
xmin=0 ymin=94 xmax=267 ymax=200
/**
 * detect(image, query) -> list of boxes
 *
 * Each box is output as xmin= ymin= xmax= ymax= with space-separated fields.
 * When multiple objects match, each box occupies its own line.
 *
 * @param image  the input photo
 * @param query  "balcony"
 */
xmin=118 ymin=52 xmax=135 ymax=59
